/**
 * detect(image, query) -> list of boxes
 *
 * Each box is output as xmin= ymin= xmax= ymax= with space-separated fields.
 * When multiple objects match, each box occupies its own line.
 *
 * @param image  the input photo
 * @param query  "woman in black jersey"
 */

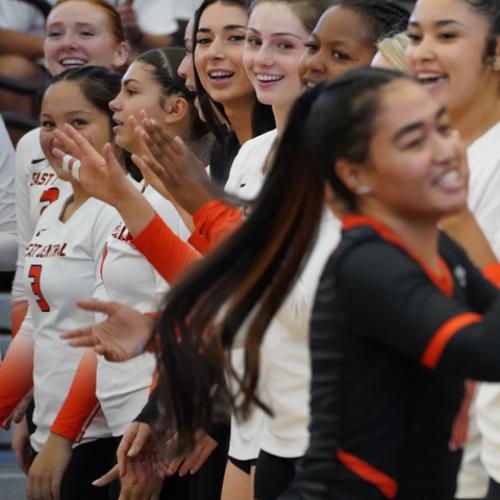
xmin=124 ymin=66 xmax=500 ymax=500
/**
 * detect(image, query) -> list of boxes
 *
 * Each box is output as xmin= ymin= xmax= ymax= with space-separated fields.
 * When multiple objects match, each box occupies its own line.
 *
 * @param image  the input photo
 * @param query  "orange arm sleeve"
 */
xmin=10 ymin=300 xmax=28 ymax=338
xmin=483 ymin=262 xmax=500 ymax=288
xmin=50 ymin=348 xmax=99 ymax=442
xmin=131 ymin=199 xmax=242 ymax=285
xmin=188 ymin=199 xmax=242 ymax=255
xmin=0 ymin=330 xmax=33 ymax=425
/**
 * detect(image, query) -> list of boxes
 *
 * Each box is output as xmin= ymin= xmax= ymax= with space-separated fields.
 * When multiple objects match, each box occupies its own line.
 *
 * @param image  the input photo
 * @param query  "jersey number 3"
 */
xmin=28 ymin=265 xmax=50 ymax=312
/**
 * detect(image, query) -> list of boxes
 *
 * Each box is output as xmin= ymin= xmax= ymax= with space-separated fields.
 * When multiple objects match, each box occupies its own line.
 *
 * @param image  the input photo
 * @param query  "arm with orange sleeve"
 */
xmin=50 ymin=348 xmax=99 ymax=441
xmin=0 ymin=309 xmax=34 ymax=426
xmin=130 ymin=199 xmax=242 ymax=283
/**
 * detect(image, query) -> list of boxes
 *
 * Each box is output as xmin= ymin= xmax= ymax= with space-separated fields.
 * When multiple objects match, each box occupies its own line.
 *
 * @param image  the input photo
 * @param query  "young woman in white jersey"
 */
xmin=11 ymin=0 xmax=128 ymax=337
xmin=406 ymin=2 xmax=500 ymax=497
xmin=0 ymin=66 xmax=123 ymax=500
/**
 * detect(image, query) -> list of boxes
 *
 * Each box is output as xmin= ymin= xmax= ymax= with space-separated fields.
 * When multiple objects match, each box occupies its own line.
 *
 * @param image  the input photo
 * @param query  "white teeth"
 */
xmin=60 ymin=58 xmax=86 ymax=66
xmin=437 ymin=170 xmax=459 ymax=188
xmin=417 ymin=73 xmax=447 ymax=83
xmin=209 ymin=71 xmax=233 ymax=79
xmin=257 ymin=74 xmax=283 ymax=82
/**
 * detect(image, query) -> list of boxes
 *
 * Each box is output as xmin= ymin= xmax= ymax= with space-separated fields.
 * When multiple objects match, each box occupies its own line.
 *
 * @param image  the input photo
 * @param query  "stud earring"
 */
xmin=357 ymin=185 xmax=372 ymax=195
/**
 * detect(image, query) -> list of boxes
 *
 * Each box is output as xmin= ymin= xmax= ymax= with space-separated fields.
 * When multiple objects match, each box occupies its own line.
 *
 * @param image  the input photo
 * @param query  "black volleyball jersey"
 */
xmin=283 ymin=214 xmax=500 ymax=500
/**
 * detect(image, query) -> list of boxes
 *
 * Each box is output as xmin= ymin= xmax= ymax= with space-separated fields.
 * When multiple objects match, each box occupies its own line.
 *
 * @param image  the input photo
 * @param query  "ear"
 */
xmin=112 ymin=41 xmax=129 ymax=69
xmin=335 ymin=158 xmax=372 ymax=196
xmin=163 ymin=96 xmax=189 ymax=125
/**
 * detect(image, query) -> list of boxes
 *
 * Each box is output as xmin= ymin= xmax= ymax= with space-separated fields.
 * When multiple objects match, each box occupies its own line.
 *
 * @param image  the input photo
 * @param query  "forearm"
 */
xmin=0 ymin=329 xmax=34 ymax=424
xmin=51 ymin=349 xmax=99 ymax=441
xmin=0 ymin=30 xmax=44 ymax=59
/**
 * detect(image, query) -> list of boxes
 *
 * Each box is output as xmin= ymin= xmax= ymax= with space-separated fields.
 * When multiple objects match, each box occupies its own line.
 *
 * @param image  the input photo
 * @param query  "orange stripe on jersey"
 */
xmin=421 ymin=313 xmax=482 ymax=369
xmin=342 ymin=215 xmax=453 ymax=297
xmin=483 ymin=262 xmax=500 ymax=288
xmin=337 ymin=449 xmax=398 ymax=498
xmin=51 ymin=349 xmax=98 ymax=441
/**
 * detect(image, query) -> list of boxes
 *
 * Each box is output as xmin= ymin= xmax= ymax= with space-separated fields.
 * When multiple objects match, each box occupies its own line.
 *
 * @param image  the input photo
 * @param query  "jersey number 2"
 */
xmin=28 ymin=265 xmax=50 ymax=312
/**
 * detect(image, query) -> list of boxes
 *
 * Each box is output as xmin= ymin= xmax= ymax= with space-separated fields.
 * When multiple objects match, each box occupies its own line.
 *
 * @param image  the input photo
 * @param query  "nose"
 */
xmin=407 ymin=35 xmax=436 ymax=67
xmin=205 ymin=36 xmax=225 ymax=60
xmin=109 ymin=92 xmax=122 ymax=113
xmin=431 ymin=128 xmax=459 ymax=164
xmin=252 ymin=42 xmax=274 ymax=68
xmin=178 ymin=54 xmax=190 ymax=79
xmin=58 ymin=30 xmax=78 ymax=51
xmin=300 ymin=50 xmax=326 ymax=80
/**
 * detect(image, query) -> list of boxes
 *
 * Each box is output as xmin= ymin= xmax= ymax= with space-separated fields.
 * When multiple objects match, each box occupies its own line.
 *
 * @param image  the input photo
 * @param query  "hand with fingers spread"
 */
xmin=130 ymin=113 xmax=217 ymax=214
xmin=60 ymin=300 xmax=155 ymax=362
xmin=51 ymin=124 xmax=134 ymax=208
xmin=27 ymin=433 xmax=72 ymax=500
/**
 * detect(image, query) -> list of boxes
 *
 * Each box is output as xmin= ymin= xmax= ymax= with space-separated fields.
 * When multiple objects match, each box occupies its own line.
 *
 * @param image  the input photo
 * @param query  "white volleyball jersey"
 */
xmin=23 ymin=194 xmax=120 ymax=451
xmin=225 ymin=129 xmax=340 ymax=460
xmin=13 ymin=128 xmax=72 ymax=301
xmin=95 ymin=184 xmax=190 ymax=436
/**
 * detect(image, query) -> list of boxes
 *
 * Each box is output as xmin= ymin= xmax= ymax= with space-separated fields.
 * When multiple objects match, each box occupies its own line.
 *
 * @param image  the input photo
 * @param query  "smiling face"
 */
xmin=40 ymin=80 xmax=113 ymax=180
xmin=109 ymin=61 xmax=173 ymax=154
xmin=299 ymin=6 xmax=377 ymax=88
xmin=178 ymin=19 xmax=196 ymax=92
xmin=44 ymin=1 xmax=128 ymax=76
xmin=194 ymin=2 xmax=255 ymax=106
xmin=243 ymin=2 xmax=309 ymax=108
xmin=347 ymin=79 xmax=468 ymax=221
xmin=406 ymin=0 xmax=499 ymax=118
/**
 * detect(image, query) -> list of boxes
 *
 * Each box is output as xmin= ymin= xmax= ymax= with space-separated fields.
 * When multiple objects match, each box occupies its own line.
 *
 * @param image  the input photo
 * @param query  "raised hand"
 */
xmin=52 ymin=124 xmax=134 ymax=208
xmin=60 ymin=300 xmax=155 ymax=362
xmin=130 ymin=112 xmax=218 ymax=214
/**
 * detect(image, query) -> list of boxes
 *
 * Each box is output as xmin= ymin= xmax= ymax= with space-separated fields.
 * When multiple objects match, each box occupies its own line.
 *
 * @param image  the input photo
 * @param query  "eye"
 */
xmin=245 ymin=36 xmax=261 ymax=47
xmin=71 ymin=118 xmax=88 ymax=128
xmin=405 ymin=137 xmax=425 ymax=149
xmin=438 ymin=32 xmax=458 ymax=41
xmin=196 ymin=36 xmax=212 ymax=45
xmin=304 ymin=41 xmax=318 ymax=54
xmin=46 ymin=30 xmax=62 ymax=38
xmin=126 ymin=88 xmax=138 ymax=97
xmin=41 ymin=120 xmax=55 ymax=129
xmin=277 ymin=42 xmax=294 ymax=50
xmin=228 ymin=34 xmax=245 ymax=42
xmin=407 ymin=32 xmax=422 ymax=44
xmin=332 ymin=50 xmax=349 ymax=61
xmin=79 ymin=30 xmax=95 ymax=37
xmin=437 ymin=123 xmax=452 ymax=135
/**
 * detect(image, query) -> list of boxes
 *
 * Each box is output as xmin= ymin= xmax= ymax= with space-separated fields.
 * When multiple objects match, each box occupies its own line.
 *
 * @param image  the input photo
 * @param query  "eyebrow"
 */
xmin=247 ymin=27 xmax=304 ymax=40
xmin=123 ymin=78 xmax=141 ymax=85
xmin=409 ymin=19 xmax=466 ymax=28
xmin=393 ymin=106 xmax=447 ymax=142
xmin=197 ymin=24 xmax=247 ymax=33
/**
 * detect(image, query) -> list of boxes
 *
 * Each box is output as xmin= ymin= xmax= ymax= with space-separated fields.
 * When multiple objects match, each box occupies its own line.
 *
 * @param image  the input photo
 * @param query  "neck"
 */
xmin=70 ymin=180 xmax=90 ymax=207
xmin=450 ymin=85 xmax=500 ymax=146
xmin=361 ymin=204 xmax=440 ymax=272
xmin=273 ymin=101 xmax=293 ymax=135
xmin=224 ymin=96 xmax=256 ymax=144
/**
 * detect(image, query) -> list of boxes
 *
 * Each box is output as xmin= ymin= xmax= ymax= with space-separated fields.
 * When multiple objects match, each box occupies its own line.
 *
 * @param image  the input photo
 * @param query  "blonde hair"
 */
xmin=377 ymin=32 xmax=410 ymax=72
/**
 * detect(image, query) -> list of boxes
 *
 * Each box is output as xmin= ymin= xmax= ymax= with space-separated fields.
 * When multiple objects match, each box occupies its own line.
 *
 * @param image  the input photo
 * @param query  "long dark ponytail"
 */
xmin=153 ymin=67 xmax=415 ymax=452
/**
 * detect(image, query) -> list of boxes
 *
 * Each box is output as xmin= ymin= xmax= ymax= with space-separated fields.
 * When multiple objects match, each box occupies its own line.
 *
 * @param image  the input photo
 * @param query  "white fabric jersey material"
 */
xmin=224 ymin=130 xmax=277 ymax=461
xmin=23 ymin=194 xmax=120 ymax=451
xmin=225 ymin=128 xmax=341 ymax=459
xmin=0 ymin=117 xmax=17 ymax=271
xmin=95 ymin=184 xmax=190 ymax=436
xmin=456 ymin=121 xmax=500 ymax=498
xmin=12 ymin=128 xmax=72 ymax=301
